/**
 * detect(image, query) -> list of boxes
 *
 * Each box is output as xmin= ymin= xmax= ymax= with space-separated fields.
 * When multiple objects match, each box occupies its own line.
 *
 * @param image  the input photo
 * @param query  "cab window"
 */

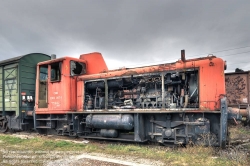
xmin=40 ymin=66 xmax=48 ymax=80
xmin=51 ymin=62 xmax=61 ymax=82
xmin=70 ymin=61 xmax=86 ymax=76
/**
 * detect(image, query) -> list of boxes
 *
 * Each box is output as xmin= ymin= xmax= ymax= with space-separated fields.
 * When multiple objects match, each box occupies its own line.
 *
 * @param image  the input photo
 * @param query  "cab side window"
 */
xmin=70 ymin=61 xmax=86 ymax=76
xmin=51 ymin=62 xmax=61 ymax=82
xmin=40 ymin=66 xmax=48 ymax=80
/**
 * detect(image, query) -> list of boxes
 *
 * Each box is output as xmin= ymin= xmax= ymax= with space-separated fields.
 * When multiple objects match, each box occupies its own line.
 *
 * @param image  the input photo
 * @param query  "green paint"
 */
xmin=0 ymin=53 xmax=50 ymax=117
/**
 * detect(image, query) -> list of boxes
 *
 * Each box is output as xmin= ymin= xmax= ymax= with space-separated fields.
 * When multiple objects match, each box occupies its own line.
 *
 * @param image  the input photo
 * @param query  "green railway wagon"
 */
xmin=0 ymin=53 xmax=50 ymax=132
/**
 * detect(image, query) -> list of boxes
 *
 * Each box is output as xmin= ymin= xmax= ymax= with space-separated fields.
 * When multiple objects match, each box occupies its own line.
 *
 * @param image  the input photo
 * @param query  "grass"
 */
xmin=239 ymin=128 xmax=250 ymax=135
xmin=0 ymin=126 xmax=249 ymax=166
xmin=105 ymin=144 xmax=247 ymax=166
xmin=229 ymin=124 xmax=250 ymax=140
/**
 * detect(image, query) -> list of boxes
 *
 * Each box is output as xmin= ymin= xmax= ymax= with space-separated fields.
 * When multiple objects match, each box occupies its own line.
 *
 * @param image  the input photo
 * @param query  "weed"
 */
xmin=0 ymin=135 xmax=26 ymax=144
xmin=239 ymin=128 xmax=250 ymax=135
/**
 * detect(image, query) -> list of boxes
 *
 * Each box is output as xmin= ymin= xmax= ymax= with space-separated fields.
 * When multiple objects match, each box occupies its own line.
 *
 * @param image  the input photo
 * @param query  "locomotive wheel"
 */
xmin=0 ymin=117 xmax=8 ymax=133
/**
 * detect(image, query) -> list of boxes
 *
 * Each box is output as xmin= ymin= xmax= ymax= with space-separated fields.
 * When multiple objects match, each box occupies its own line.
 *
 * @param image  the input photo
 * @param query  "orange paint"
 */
xmin=79 ymin=52 xmax=108 ymax=74
xmin=36 ymin=53 xmax=226 ymax=114
xmin=35 ymin=57 xmax=87 ymax=114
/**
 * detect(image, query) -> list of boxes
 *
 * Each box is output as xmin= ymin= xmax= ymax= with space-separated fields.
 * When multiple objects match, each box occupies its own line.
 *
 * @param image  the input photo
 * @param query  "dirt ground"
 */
xmin=45 ymin=153 xmax=162 ymax=166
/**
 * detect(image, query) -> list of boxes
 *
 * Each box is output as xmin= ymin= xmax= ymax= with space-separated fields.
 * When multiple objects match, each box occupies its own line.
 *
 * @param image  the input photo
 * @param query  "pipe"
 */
xmin=184 ymin=95 xmax=188 ymax=108
xmin=181 ymin=50 xmax=185 ymax=62
xmin=161 ymin=73 xmax=165 ymax=108
xmin=228 ymin=107 xmax=250 ymax=121
xmin=51 ymin=54 xmax=56 ymax=60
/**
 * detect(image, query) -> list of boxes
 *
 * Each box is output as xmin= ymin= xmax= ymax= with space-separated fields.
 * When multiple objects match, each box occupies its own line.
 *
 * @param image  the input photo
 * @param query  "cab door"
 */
xmin=38 ymin=66 xmax=48 ymax=108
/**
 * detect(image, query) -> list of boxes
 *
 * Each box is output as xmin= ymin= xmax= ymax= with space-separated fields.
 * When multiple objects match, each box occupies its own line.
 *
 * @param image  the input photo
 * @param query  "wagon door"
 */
xmin=4 ymin=64 xmax=18 ymax=115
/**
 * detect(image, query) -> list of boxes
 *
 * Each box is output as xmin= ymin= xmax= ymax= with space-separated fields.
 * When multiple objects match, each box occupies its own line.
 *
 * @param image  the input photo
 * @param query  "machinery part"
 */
xmin=86 ymin=81 xmax=105 ymax=89
xmin=163 ymin=128 xmax=173 ymax=137
xmin=26 ymin=111 xmax=33 ymax=116
xmin=85 ymin=71 xmax=199 ymax=110
xmin=247 ymin=106 xmax=250 ymax=122
xmin=194 ymin=118 xmax=210 ymax=134
xmin=86 ymin=114 xmax=134 ymax=130
xmin=124 ymin=99 xmax=133 ymax=106
xmin=100 ymin=129 xmax=118 ymax=138
xmin=107 ymin=79 xmax=123 ymax=88
xmin=227 ymin=107 xmax=250 ymax=122
xmin=0 ymin=117 xmax=8 ymax=133
xmin=86 ymin=79 xmax=123 ymax=90
xmin=189 ymin=74 xmax=198 ymax=102
xmin=184 ymin=95 xmax=189 ymax=108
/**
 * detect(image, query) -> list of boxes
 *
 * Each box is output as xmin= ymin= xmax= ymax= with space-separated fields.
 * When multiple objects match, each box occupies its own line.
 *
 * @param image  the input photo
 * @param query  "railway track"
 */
xmin=4 ymin=125 xmax=250 ymax=150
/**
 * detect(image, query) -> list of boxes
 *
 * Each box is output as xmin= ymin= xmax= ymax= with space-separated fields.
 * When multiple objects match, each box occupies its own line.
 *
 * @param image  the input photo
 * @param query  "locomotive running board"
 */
xmin=68 ymin=110 xmax=221 ymax=114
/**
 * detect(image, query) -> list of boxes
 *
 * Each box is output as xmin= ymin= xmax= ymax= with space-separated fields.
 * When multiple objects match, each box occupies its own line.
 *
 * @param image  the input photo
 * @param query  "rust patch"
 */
xmin=121 ymin=70 xmax=138 ymax=76
xmin=225 ymin=74 xmax=248 ymax=105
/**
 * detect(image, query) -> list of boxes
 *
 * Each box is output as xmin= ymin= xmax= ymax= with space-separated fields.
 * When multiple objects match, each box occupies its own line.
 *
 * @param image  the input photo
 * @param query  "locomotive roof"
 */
xmin=79 ymin=55 xmax=224 ymax=81
xmin=0 ymin=53 xmax=50 ymax=66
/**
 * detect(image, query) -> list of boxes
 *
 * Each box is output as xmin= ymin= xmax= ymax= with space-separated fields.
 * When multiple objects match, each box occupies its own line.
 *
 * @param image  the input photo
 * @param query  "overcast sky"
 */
xmin=0 ymin=0 xmax=250 ymax=71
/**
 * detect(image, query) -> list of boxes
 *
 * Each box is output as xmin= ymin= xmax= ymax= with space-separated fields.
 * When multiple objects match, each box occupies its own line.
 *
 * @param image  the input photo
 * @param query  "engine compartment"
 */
xmin=84 ymin=70 xmax=199 ymax=110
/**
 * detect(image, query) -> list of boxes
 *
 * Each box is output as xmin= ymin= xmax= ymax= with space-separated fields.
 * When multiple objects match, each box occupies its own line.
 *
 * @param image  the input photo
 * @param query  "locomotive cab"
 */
xmin=35 ymin=57 xmax=87 ymax=114
xmin=34 ymin=52 xmax=108 ymax=133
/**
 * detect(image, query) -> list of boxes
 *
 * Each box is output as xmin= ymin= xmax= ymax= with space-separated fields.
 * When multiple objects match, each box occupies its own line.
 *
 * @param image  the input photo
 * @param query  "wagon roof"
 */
xmin=0 ymin=53 xmax=49 ymax=66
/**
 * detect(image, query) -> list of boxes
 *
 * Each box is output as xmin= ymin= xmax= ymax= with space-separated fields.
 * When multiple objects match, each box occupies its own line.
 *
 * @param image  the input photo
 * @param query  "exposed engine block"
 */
xmin=85 ymin=70 xmax=198 ymax=110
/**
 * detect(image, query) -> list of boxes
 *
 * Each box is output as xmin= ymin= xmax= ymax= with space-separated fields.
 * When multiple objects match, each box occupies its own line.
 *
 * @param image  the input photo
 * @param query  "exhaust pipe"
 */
xmin=181 ymin=50 xmax=185 ymax=62
xmin=51 ymin=54 xmax=56 ymax=60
